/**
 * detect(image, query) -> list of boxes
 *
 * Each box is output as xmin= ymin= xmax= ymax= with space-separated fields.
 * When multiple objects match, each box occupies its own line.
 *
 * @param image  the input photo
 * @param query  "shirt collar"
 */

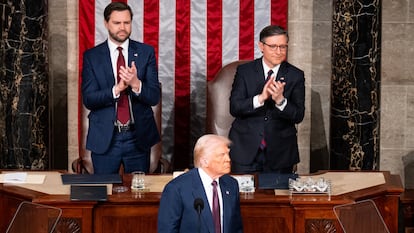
xmin=262 ymin=59 xmax=281 ymax=78
xmin=107 ymin=38 xmax=129 ymax=53
xmin=198 ymin=167 xmax=219 ymax=185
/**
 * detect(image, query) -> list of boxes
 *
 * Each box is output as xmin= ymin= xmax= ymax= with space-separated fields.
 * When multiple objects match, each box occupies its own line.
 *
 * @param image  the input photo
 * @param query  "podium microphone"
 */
xmin=194 ymin=198 xmax=204 ymax=214
xmin=194 ymin=198 xmax=204 ymax=233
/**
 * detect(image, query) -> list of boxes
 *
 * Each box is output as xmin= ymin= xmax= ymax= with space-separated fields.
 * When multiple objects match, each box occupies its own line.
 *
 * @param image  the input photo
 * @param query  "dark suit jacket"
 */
xmin=158 ymin=168 xmax=243 ymax=233
xmin=229 ymin=58 xmax=305 ymax=170
xmin=81 ymin=39 xmax=160 ymax=154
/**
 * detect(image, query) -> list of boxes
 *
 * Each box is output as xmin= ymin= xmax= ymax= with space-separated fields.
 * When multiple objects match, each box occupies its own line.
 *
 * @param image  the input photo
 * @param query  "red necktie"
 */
xmin=260 ymin=69 xmax=274 ymax=149
xmin=265 ymin=69 xmax=274 ymax=82
xmin=212 ymin=180 xmax=221 ymax=233
xmin=116 ymin=47 xmax=130 ymax=124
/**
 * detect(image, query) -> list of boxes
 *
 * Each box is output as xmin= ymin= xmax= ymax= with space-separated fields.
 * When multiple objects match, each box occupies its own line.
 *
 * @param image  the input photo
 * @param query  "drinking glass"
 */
xmin=131 ymin=171 xmax=145 ymax=191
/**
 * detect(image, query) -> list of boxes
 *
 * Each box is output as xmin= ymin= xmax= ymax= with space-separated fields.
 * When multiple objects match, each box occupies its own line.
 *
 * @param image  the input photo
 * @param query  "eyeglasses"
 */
xmin=261 ymin=41 xmax=288 ymax=51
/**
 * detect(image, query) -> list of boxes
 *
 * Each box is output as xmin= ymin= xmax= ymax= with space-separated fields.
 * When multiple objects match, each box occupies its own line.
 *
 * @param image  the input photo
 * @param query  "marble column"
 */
xmin=330 ymin=0 xmax=381 ymax=170
xmin=0 ymin=0 xmax=49 ymax=169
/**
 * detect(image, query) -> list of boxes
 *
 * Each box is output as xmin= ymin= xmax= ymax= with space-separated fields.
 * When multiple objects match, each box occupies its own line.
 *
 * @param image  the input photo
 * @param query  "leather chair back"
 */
xmin=150 ymin=87 xmax=163 ymax=173
xmin=206 ymin=60 xmax=250 ymax=136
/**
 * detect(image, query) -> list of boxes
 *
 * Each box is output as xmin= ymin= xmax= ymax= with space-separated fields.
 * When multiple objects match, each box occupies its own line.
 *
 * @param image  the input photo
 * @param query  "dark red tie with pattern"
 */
xmin=116 ymin=47 xmax=130 ymax=124
xmin=212 ymin=180 xmax=221 ymax=233
xmin=260 ymin=69 xmax=274 ymax=149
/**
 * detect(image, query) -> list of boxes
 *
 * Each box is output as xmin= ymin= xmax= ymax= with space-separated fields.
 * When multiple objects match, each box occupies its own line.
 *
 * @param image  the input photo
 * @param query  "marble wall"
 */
xmin=0 ymin=0 xmax=49 ymax=169
xmin=3 ymin=0 xmax=413 ymax=188
xmin=288 ymin=0 xmax=333 ymax=174
xmin=381 ymin=0 xmax=414 ymax=188
xmin=289 ymin=0 xmax=414 ymax=187
xmin=0 ymin=0 xmax=69 ymax=170
xmin=330 ymin=0 xmax=381 ymax=170
xmin=48 ymin=0 xmax=69 ymax=169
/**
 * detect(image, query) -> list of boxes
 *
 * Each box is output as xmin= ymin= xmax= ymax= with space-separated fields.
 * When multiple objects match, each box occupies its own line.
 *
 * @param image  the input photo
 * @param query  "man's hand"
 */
xmin=268 ymin=80 xmax=286 ymax=104
xmin=114 ymin=79 xmax=128 ymax=96
xmin=118 ymin=61 xmax=141 ymax=93
xmin=258 ymin=78 xmax=274 ymax=104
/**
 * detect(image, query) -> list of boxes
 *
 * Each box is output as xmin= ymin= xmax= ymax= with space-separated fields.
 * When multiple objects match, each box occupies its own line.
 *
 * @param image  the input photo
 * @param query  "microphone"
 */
xmin=194 ymin=198 xmax=204 ymax=233
xmin=193 ymin=198 xmax=204 ymax=215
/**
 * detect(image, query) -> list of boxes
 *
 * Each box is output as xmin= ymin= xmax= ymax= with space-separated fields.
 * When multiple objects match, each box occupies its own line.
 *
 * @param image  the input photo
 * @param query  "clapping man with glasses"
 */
xmin=228 ymin=25 xmax=305 ymax=174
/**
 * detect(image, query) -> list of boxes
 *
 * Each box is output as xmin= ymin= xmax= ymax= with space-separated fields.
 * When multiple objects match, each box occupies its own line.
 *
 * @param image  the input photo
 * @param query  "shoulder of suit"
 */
xmin=236 ymin=59 xmax=258 ymax=71
xmin=282 ymin=61 xmax=304 ymax=73
xmin=129 ymin=39 xmax=155 ymax=51
xmin=220 ymin=174 xmax=239 ymax=184
xmin=170 ymin=168 xmax=197 ymax=183
xmin=83 ymin=41 xmax=108 ymax=55
xmin=164 ymin=172 xmax=191 ymax=190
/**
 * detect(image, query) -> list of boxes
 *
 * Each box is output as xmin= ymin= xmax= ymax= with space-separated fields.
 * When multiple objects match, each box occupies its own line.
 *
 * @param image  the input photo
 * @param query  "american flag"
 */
xmin=79 ymin=0 xmax=287 ymax=169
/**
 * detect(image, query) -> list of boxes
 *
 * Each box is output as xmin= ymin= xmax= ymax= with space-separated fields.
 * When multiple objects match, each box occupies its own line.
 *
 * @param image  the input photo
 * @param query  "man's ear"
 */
xmin=202 ymin=158 xmax=208 ymax=167
xmin=258 ymin=41 xmax=264 ymax=53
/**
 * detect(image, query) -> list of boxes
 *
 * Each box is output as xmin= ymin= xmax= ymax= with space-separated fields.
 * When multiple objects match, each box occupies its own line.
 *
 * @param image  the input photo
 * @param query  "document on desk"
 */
xmin=0 ymin=172 xmax=46 ymax=184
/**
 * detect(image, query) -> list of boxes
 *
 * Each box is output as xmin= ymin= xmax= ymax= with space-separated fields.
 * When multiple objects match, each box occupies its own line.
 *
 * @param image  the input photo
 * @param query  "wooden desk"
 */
xmin=0 ymin=171 xmax=403 ymax=233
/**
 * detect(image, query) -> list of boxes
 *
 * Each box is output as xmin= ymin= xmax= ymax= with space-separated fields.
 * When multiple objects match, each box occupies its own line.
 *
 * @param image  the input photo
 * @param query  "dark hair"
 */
xmin=104 ymin=2 xmax=133 ymax=22
xmin=259 ymin=25 xmax=289 ymax=42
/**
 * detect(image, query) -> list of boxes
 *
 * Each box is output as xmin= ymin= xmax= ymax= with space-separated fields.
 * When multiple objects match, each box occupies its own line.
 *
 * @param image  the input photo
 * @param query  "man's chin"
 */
xmin=111 ymin=34 xmax=130 ymax=44
xmin=114 ymin=37 xmax=128 ymax=43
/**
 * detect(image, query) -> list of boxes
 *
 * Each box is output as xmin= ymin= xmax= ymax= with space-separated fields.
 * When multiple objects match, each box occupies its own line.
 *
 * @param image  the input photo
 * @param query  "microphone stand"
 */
xmin=194 ymin=198 xmax=204 ymax=233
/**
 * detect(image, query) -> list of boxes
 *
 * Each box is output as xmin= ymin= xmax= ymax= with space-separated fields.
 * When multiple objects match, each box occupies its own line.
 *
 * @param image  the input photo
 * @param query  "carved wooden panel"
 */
xmin=55 ymin=217 xmax=82 ymax=233
xmin=305 ymin=219 xmax=338 ymax=233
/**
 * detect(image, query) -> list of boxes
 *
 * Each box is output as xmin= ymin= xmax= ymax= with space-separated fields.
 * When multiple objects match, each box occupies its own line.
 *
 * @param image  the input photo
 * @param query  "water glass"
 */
xmin=131 ymin=171 xmax=145 ymax=191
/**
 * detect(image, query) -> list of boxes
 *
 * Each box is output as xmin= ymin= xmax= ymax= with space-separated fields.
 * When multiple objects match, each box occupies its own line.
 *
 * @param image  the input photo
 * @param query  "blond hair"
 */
xmin=193 ymin=134 xmax=231 ymax=167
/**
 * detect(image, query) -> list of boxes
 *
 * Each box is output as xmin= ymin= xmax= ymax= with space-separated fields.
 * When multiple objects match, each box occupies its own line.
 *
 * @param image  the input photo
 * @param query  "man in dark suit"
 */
xmin=158 ymin=134 xmax=243 ymax=233
xmin=81 ymin=2 xmax=160 ymax=174
xmin=229 ymin=25 xmax=305 ymax=174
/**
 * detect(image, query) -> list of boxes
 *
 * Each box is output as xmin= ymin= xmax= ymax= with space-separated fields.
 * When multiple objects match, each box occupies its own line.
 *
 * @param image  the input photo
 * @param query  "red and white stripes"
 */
xmin=79 ymin=0 xmax=287 ymax=168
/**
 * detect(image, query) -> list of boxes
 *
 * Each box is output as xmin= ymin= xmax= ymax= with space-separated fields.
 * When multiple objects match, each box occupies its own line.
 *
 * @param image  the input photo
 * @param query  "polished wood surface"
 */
xmin=0 ymin=171 xmax=403 ymax=233
xmin=400 ymin=189 xmax=414 ymax=233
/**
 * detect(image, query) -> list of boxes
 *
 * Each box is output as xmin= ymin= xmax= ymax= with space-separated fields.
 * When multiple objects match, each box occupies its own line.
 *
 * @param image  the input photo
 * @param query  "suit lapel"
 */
xmin=192 ymin=169 xmax=215 ymax=233
xmin=128 ymin=41 xmax=142 ymax=78
xmin=98 ymin=42 xmax=115 ymax=87
xmin=255 ymin=58 xmax=266 ymax=84
xmin=253 ymin=58 xmax=266 ymax=95
xmin=219 ymin=177 xmax=234 ymax=233
xmin=276 ymin=61 xmax=288 ymax=82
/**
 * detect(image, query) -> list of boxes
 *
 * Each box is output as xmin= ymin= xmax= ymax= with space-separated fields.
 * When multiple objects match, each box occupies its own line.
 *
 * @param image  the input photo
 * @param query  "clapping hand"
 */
xmin=119 ymin=61 xmax=141 ymax=93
